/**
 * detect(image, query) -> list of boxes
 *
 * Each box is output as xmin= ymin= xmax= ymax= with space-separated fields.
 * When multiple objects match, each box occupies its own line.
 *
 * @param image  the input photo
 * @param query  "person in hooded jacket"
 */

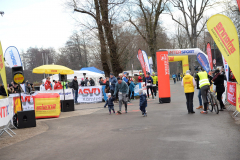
xmin=45 ymin=77 xmax=52 ymax=90
xmin=129 ymin=78 xmax=135 ymax=100
xmin=182 ymin=70 xmax=196 ymax=114
xmin=89 ymin=78 xmax=95 ymax=86
xmin=213 ymin=69 xmax=226 ymax=111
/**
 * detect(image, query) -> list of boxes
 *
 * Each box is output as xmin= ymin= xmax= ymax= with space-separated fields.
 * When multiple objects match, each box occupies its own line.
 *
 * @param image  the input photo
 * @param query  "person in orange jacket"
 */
xmin=45 ymin=77 xmax=52 ymax=90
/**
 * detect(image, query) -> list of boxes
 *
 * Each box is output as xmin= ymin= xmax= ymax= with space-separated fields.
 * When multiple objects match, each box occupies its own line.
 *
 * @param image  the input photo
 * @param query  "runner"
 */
xmin=151 ymin=72 xmax=158 ymax=99
xmin=114 ymin=77 xmax=129 ymax=114
xmin=145 ymin=72 xmax=154 ymax=99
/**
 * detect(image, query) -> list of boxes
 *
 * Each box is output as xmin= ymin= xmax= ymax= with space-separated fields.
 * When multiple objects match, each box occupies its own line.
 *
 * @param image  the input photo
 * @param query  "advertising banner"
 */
xmin=34 ymin=93 xmax=61 ymax=119
xmin=222 ymin=55 xmax=229 ymax=81
xmin=38 ymin=89 xmax=73 ymax=100
xmin=0 ymin=42 xmax=8 ymax=95
xmin=137 ymin=49 xmax=147 ymax=77
xmin=4 ymin=46 xmax=22 ymax=68
xmin=156 ymin=51 xmax=171 ymax=100
xmin=207 ymin=43 xmax=213 ymax=70
xmin=227 ymin=81 xmax=236 ymax=106
xmin=0 ymin=98 xmax=12 ymax=127
xmin=168 ymin=56 xmax=189 ymax=74
xmin=197 ymin=52 xmax=210 ymax=73
xmin=78 ymin=86 xmax=102 ymax=103
xmin=148 ymin=57 xmax=154 ymax=74
xmin=142 ymin=50 xmax=151 ymax=74
xmin=236 ymin=84 xmax=240 ymax=112
xmin=207 ymin=14 xmax=240 ymax=83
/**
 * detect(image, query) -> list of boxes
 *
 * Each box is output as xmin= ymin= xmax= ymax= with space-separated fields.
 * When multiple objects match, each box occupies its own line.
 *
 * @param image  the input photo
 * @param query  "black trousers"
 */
xmin=147 ymin=86 xmax=153 ymax=98
xmin=217 ymin=91 xmax=224 ymax=109
xmin=152 ymin=86 xmax=157 ymax=96
xmin=185 ymin=92 xmax=194 ymax=113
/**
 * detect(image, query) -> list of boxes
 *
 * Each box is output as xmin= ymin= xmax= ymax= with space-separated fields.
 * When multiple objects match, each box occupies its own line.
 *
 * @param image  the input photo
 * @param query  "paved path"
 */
xmin=1 ymin=81 xmax=240 ymax=160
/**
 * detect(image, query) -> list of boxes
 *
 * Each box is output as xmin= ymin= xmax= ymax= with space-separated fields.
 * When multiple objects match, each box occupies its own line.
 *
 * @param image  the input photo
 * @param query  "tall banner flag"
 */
xmin=4 ymin=46 xmax=22 ymax=68
xmin=237 ymin=0 xmax=240 ymax=11
xmin=207 ymin=14 xmax=240 ymax=83
xmin=0 ymin=42 xmax=8 ymax=95
xmin=222 ymin=55 xmax=229 ymax=81
xmin=137 ymin=49 xmax=147 ymax=77
xmin=206 ymin=43 xmax=213 ymax=70
xmin=141 ymin=50 xmax=151 ymax=74
xmin=196 ymin=52 xmax=210 ymax=73
xmin=148 ymin=57 xmax=154 ymax=74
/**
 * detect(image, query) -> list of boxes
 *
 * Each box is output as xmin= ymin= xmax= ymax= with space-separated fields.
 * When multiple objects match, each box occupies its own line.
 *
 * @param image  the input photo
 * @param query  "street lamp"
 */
xmin=0 ymin=11 xmax=4 ymax=17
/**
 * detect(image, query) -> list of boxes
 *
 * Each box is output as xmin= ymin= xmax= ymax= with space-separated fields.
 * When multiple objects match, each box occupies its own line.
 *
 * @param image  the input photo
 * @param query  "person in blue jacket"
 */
xmin=145 ymin=72 xmax=154 ymax=99
xmin=129 ymin=78 xmax=135 ymax=100
xmin=109 ymin=73 xmax=117 ymax=96
xmin=172 ymin=73 xmax=176 ymax=84
xmin=139 ymin=89 xmax=147 ymax=117
xmin=104 ymin=94 xmax=116 ymax=115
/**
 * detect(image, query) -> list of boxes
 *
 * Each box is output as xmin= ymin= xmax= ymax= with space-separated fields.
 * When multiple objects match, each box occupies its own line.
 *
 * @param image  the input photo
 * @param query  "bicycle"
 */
xmin=207 ymin=90 xmax=219 ymax=114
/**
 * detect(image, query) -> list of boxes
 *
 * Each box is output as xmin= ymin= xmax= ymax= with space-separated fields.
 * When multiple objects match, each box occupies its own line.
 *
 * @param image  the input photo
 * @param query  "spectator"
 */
xmin=26 ymin=83 xmax=32 ymax=93
xmin=7 ymin=84 xmax=15 ymax=94
xmin=89 ymin=78 xmax=95 ymax=86
xmin=105 ymin=77 xmax=110 ymax=93
xmin=109 ymin=73 xmax=117 ymax=96
xmin=99 ymin=77 xmax=105 ymax=85
xmin=129 ymin=78 xmax=135 ymax=100
xmin=54 ymin=81 xmax=63 ymax=90
xmin=138 ymin=73 xmax=143 ymax=82
xmin=40 ymin=82 xmax=45 ymax=91
xmin=85 ymin=77 xmax=89 ymax=86
xmin=81 ymin=78 xmax=85 ymax=86
xmin=72 ymin=76 xmax=79 ymax=104
xmin=45 ymin=77 xmax=52 ymax=90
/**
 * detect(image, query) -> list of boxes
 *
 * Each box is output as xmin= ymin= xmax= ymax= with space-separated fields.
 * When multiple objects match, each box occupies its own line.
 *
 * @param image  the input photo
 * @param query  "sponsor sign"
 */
xmin=34 ymin=93 xmax=61 ymax=119
xmin=236 ymin=84 xmax=240 ymax=112
xmin=4 ymin=46 xmax=22 ymax=68
xmin=78 ymin=86 xmax=102 ymax=103
xmin=222 ymin=55 xmax=229 ymax=81
xmin=227 ymin=81 xmax=236 ymax=106
xmin=0 ymin=98 xmax=13 ymax=127
xmin=207 ymin=43 xmax=213 ymax=70
xmin=13 ymin=73 xmax=24 ymax=84
xmin=137 ymin=49 xmax=147 ymax=77
xmin=237 ymin=0 xmax=240 ymax=11
xmin=197 ymin=53 xmax=210 ymax=73
xmin=156 ymin=51 xmax=171 ymax=98
xmin=0 ymin=42 xmax=8 ymax=95
xmin=207 ymin=14 xmax=240 ymax=83
xmin=38 ymin=89 xmax=73 ymax=100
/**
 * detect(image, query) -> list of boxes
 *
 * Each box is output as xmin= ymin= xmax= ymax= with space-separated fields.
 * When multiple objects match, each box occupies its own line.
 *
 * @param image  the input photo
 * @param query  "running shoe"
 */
xmin=200 ymin=111 xmax=208 ymax=114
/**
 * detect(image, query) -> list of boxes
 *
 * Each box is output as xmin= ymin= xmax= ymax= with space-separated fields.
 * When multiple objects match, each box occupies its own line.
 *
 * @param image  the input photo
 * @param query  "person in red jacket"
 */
xmin=54 ymin=81 xmax=63 ymax=90
xmin=45 ymin=77 xmax=52 ymax=90
xmin=138 ymin=73 xmax=143 ymax=82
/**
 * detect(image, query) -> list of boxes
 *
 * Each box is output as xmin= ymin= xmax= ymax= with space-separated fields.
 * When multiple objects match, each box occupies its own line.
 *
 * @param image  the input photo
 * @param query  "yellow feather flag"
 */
xmin=207 ymin=14 xmax=240 ymax=83
xmin=0 ymin=41 xmax=8 ymax=96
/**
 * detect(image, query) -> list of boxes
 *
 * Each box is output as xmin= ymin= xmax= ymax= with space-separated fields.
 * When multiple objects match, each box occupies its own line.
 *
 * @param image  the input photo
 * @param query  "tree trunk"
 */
xmin=94 ymin=0 xmax=110 ymax=77
xmin=99 ymin=0 xmax=123 ymax=76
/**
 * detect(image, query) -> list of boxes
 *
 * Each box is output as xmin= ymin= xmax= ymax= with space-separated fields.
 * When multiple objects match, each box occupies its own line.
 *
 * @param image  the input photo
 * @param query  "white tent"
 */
xmin=42 ymin=70 xmax=105 ymax=86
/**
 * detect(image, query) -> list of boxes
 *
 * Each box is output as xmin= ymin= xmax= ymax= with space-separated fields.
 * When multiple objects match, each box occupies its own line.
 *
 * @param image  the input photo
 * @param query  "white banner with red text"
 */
xmin=0 ymin=98 xmax=14 ymax=127
xmin=78 ymin=86 xmax=102 ymax=103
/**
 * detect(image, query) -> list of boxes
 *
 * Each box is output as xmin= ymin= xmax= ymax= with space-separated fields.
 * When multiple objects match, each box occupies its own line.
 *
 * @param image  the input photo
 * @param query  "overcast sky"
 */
xmin=0 ymin=0 xmax=225 ymax=54
xmin=0 ymin=0 xmax=77 ymax=53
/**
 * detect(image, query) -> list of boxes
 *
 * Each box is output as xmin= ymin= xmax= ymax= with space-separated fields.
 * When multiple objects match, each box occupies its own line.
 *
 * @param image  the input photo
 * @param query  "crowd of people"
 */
xmin=182 ymin=66 xmax=227 ymax=114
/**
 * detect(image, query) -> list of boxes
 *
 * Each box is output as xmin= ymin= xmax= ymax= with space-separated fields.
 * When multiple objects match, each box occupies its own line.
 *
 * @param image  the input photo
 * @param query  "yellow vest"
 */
xmin=198 ymin=71 xmax=210 ymax=88
xmin=151 ymin=76 xmax=158 ymax=85
xmin=183 ymin=74 xmax=194 ymax=93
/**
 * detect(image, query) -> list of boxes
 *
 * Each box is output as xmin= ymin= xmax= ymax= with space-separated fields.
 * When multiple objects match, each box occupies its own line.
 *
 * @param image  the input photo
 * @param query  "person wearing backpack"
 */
xmin=72 ymin=76 xmax=79 ymax=104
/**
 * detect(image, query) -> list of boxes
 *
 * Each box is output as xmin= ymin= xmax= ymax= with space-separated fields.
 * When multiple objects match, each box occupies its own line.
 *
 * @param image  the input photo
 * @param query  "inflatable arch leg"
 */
xmin=168 ymin=56 xmax=189 ymax=74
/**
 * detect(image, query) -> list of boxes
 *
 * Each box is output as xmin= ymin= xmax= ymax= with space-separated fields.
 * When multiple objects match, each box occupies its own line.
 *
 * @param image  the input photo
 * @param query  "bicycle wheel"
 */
xmin=207 ymin=92 xmax=213 ymax=112
xmin=212 ymin=95 xmax=219 ymax=114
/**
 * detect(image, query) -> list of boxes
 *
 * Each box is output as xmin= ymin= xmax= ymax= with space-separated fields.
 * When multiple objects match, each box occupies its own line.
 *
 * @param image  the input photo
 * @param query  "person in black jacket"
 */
xmin=72 ymin=76 xmax=79 ymax=104
xmin=89 ymin=78 xmax=95 ymax=86
xmin=213 ymin=69 xmax=226 ymax=111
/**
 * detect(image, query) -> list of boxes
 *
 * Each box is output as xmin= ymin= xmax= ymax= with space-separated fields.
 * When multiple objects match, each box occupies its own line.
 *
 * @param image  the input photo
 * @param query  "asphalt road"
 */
xmin=1 ymin=81 xmax=240 ymax=160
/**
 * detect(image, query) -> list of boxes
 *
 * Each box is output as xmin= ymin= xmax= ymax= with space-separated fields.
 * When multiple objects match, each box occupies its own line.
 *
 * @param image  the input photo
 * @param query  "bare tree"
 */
xmin=128 ymin=0 xmax=169 ymax=70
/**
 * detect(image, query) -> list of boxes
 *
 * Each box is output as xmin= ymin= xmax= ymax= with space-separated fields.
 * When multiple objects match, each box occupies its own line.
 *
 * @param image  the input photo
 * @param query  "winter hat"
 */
xmin=186 ymin=70 xmax=191 ymax=74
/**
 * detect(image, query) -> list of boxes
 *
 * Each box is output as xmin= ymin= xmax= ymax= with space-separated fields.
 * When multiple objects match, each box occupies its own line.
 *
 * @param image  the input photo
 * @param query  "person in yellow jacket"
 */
xmin=181 ymin=70 xmax=196 ymax=114
xmin=151 ymin=72 xmax=158 ymax=99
